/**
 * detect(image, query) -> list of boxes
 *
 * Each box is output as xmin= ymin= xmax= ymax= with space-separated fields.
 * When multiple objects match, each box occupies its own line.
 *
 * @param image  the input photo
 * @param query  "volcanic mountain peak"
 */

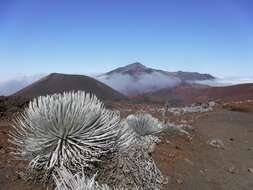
xmin=12 ymin=73 xmax=125 ymax=101
xmin=106 ymin=62 xmax=153 ymax=76
xmin=105 ymin=62 xmax=215 ymax=80
xmin=97 ymin=62 xmax=215 ymax=95
xmin=125 ymin=62 xmax=146 ymax=69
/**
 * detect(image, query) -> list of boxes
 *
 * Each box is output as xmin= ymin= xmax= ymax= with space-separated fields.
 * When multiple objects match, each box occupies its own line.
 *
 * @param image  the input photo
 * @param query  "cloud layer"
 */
xmin=96 ymin=71 xmax=181 ymax=95
xmin=194 ymin=77 xmax=253 ymax=87
xmin=0 ymin=74 xmax=46 ymax=96
xmin=1 ymin=73 xmax=253 ymax=97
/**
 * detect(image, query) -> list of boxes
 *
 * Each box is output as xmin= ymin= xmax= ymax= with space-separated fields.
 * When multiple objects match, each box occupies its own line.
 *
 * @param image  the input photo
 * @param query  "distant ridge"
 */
xmin=138 ymin=83 xmax=253 ymax=105
xmin=106 ymin=62 xmax=214 ymax=81
xmin=12 ymin=73 xmax=125 ymax=101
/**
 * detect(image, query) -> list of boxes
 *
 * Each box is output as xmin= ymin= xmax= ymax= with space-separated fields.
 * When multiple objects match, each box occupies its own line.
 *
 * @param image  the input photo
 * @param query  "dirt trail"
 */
xmin=154 ymin=109 xmax=253 ymax=190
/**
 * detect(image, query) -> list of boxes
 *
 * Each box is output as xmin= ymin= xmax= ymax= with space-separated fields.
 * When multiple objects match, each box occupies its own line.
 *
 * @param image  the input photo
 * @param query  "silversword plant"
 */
xmin=9 ymin=91 xmax=131 ymax=178
xmin=126 ymin=113 xmax=165 ymax=137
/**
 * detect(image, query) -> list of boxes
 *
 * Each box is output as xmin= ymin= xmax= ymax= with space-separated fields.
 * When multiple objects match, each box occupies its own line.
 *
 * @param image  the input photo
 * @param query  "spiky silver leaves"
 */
xmin=9 ymin=91 xmax=132 ymax=176
xmin=54 ymin=168 xmax=111 ymax=190
xmin=125 ymin=113 xmax=164 ymax=152
xmin=126 ymin=113 xmax=165 ymax=136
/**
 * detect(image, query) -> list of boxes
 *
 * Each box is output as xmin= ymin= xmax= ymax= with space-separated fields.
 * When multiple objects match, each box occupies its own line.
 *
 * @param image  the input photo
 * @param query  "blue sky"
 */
xmin=1 ymin=0 xmax=253 ymax=79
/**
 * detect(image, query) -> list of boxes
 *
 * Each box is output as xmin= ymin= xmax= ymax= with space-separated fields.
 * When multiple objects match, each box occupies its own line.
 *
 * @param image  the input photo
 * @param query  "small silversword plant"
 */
xmin=126 ymin=113 xmax=165 ymax=136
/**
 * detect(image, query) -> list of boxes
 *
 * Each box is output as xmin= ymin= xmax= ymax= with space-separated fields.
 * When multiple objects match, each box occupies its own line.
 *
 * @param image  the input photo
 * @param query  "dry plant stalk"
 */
xmin=97 ymin=143 xmax=167 ymax=190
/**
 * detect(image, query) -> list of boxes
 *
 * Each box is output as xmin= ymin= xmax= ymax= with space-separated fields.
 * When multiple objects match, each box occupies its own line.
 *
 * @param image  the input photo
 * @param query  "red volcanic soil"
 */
xmin=137 ymin=83 xmax=253 ymax=105
xmin=12 ymin=73 xmax=125 ymax=102
xmin=153 ymin=109 xmax=253 ymax=190
xmin=0 ymin=120 xmax=47 ymax=190
xmin=223 ymin=100 xmax=253 ymax=113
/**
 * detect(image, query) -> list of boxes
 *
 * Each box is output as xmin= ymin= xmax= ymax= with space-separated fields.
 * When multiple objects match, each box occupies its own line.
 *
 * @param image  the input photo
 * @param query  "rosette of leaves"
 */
xmin=9 ymin=91 xmax=132 ymax=178
xmin=126 ymin=113 xmax=165 ymax=137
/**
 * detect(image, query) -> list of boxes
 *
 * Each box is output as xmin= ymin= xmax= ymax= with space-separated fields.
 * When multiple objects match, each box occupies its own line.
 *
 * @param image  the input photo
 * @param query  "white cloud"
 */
xmin=96 ymin=71 xmax=181 ymax=95
xmin=194 ymin=76 xmax=253 ymax=87
xmin=0 ymin=74 xmax=46 ymax=96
